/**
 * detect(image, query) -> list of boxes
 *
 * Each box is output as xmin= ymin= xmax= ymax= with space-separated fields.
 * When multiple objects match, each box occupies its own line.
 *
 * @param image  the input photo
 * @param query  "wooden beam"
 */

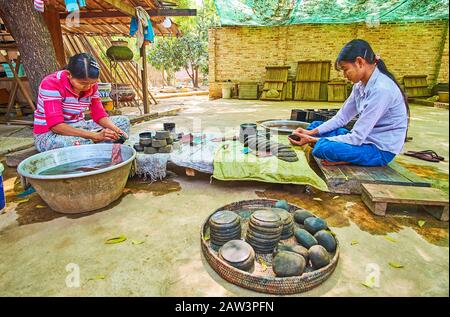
xmin=148 ymin=9 xmax=197 ymax=16
xmin=43 ymin=4 xmax=66 ymax=67
xmin=59 ymin=8 xmax=197 ymax=19
xmin=101 ymin=0 xmax=135 ymax=16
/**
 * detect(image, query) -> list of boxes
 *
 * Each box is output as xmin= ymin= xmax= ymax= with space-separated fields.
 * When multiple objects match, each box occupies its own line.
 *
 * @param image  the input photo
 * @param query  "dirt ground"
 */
xmin=0 ymin=96 xmax=448 ymax=296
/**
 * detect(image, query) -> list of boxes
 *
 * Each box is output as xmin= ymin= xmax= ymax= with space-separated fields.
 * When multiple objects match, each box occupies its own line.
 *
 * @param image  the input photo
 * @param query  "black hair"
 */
xmin=66 ymin=53 xmax=100 ymax=80
xmin=335 ymin=39 xmax=409 ymax=120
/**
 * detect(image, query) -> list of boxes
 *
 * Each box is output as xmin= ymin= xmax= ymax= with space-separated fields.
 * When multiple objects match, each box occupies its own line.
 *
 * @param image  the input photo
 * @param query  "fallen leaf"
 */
xmin=385 ymin=235 xmax=397 ymax=243
xmin=88 ymin=275 xmax=106 ymax=281
xmin=14 ymin=198 xmax=29 ymax=204
xmin=344 ymin=202 xmax=356 ymax=209
xmin=332 ymin=196 xmax=340 ymax=200
xmin=361 ymin=276 xmax=376 ymax=289
xmin=351 ymin=240 xmax=359 ymax=246
xmin=313 ymin=197 xmax=323 ymax=202
xmin=35 ymin=204 xmax=47 ymax=209
xmin=418 ymin=220 xmax=426 ymax=228
xmin=388 ymin=262 xmax=404 ymax=268
xmin=105 ymin=235 xmax=127 ymax=244
xmin=258 ymin=256 xmax=267 ymax=272
xmin=131 ymin=240 xmax=145 ymax=245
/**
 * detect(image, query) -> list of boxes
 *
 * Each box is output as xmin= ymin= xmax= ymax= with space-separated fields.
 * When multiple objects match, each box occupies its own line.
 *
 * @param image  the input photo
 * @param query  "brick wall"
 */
xmin=209 ymin=21 xmax=449 ymax=98
xmin=437 ymin=26 xmax=449 ymax=83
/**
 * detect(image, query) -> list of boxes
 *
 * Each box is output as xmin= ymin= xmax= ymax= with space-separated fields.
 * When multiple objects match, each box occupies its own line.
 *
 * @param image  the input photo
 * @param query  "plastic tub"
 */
xmin=222 ymin=82 xmax=233 ymax=99
xmin=17 ymin=144 xmax=136 ymax=214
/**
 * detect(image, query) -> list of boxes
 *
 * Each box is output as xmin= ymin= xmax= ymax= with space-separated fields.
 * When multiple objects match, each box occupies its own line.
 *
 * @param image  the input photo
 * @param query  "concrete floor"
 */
xmin=0 ymin=96 xmax=448 ymax=296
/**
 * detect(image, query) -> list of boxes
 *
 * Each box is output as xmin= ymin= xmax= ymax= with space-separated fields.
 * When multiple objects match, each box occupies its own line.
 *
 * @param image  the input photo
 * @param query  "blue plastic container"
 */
xmin=0 ymin=163 xmax=5 ymax=211
xmin=1 ymin=63 xmax=25 ymax=78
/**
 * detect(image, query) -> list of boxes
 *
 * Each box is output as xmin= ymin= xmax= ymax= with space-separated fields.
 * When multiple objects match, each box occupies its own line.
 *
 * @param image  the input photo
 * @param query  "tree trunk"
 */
xmin=185 ymin=66 xmax=195 ymax=88
xmin=0 ymin=0 xmax=60 ymax=100
xmin=193 ymin=66 xmax=199 ymax=88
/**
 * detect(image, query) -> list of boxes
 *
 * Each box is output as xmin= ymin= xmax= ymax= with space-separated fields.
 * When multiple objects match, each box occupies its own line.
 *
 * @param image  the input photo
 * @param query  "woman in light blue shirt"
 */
xmin=289 ymin=39 xmax=409 ymax=167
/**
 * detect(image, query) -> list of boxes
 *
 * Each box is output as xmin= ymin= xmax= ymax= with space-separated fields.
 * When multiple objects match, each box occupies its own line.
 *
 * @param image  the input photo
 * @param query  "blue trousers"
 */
xmin=307 ymin=121 xmax=395 ymax=167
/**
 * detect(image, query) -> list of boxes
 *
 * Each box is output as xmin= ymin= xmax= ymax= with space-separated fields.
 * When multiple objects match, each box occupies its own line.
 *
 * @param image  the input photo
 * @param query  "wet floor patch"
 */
xmin=3 ymin=178 xmax=64 ymax=226
xmin=396 ymin=160 xmax=449 ymax=194
xmin=124 ymin=175 xmax=181 ymax=196
xmin=255 ymin=184 xmax=448 ymax=247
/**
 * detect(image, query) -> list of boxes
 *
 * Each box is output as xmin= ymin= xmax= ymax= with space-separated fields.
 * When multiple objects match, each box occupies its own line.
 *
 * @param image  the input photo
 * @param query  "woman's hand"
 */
xmin=288 ymin=133 xmax=318 ymax=146
xmin=91 ymin=128 xmax=119 ymax=142
xmin=293 ymin=127 xmax=318 ymax=137
xmin=112 ymin=127 xmax=128 ymax=140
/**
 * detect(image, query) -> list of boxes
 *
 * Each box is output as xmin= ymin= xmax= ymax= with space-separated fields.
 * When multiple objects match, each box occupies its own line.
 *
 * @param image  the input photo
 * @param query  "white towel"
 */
xmin=135 ymin=6 xmax=151 ymax=49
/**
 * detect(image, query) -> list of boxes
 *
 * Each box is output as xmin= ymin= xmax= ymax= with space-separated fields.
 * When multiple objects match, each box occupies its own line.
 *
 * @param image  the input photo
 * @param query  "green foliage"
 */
xmin=147 ymin=0 xmax=220 ymax=86
xmin=148 ymin=37 xmax=183 ymax=72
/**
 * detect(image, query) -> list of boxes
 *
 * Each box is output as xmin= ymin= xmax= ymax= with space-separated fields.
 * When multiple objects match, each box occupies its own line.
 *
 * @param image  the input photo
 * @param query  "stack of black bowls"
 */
xmin=271 ymin=208 xmax=294 ymax=240
xmin=239 ymin=123 xmax=257 ymax=144
xmin=245 ymin=210 xmax=282 ymax=254
xmin=209 ymin=210 xmax=242 ymax=249
xmin=219 ymin=240 xmax=255 ymax=272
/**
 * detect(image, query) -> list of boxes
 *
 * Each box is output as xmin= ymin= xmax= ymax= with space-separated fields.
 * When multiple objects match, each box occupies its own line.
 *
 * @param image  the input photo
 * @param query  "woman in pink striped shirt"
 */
xmin=34 ymin=53 xmax=130 ymax=152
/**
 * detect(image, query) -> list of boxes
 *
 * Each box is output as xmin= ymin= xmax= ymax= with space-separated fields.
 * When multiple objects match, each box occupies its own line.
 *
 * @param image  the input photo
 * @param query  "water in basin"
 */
xmin=39 ymin=158 xmax=121 ymax=176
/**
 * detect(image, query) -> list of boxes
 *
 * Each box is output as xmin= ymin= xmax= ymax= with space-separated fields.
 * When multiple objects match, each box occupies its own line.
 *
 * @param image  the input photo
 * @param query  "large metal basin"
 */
xmin=259 ymin=119 xmax=309 ymax=134
xmin=17 ymin=144 xmax=136 ymax=214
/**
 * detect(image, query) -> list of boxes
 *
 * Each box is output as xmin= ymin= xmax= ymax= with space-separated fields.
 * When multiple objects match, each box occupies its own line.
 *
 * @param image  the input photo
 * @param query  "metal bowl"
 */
xmin=17 ymin=144 xmax=136 ymax=214
xmin=259 ymin=120 xmax=309 ymax=134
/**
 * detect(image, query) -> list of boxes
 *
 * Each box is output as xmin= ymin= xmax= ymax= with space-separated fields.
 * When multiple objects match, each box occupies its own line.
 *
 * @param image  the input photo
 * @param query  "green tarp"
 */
xmin=214 ymin=0 xmax=449 ymax=26
xmin=213 ymin=136 xmax=329 ymax=191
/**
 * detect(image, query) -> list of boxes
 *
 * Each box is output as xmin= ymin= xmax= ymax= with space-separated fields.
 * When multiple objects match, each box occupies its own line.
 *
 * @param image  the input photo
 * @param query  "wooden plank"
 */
xmin=59 ymin=9 xmax=196 ymax=19
xmin=366 ymin=165 xmax=412 ymax=184
xmin=102 ymin=0 xmax=136 ymax=16
xmin=339 ymin=165 xmax=376 ymax=181
xmin=361 ymin=183 xmax=449 ymax=221
xmin=361 ymin=188 xmax=387 ymax=216
xmin=388 ymin=161 xmax=432 ymax=187
xmin=148 ymin=8 xmax=197 ymax=16
xmin=314 ymin=157 xmax=431 ymax=194
xmin=314 ymin=156 xmax=348 ymax=180
xmin=362 ymin=184 xmax=449 ymax=205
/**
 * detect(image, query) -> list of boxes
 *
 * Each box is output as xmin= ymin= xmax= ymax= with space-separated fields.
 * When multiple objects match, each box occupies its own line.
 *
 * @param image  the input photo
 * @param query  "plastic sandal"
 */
xmin=405 ymin=150 xmax=444 ymax=161
xmin=404 ymin=151 xmax=441 ymax=162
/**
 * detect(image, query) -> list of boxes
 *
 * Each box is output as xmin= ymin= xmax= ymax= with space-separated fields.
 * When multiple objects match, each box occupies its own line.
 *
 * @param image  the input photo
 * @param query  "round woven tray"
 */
xmin=201 ymin=199 xmax=339 ymax=295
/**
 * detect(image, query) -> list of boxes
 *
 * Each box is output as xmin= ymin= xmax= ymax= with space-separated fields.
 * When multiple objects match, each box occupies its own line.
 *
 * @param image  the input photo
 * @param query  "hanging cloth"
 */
xmin=34 ymin=0 xmax=46 ymax=12
xmin=129 ymin=6 xmax=155 ymax=48
xmin=64 ymin=0 xmax=86 ymax=13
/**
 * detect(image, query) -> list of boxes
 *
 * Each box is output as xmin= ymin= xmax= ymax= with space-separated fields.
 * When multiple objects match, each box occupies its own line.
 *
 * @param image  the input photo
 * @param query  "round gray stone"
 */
xmin=272 ymin=251 xmax=306 ymax=277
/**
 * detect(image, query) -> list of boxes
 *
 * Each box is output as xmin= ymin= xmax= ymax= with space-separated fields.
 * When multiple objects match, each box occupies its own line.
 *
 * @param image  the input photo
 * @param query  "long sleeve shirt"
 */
xmin=317 ymin=67 xmax=408 ymax=154
xmin=33 ymin=70 xmax=108 ymax=134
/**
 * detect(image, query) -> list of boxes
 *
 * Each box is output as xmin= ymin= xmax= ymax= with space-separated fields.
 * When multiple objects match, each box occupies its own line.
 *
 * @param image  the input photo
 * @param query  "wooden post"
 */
xmin=1 ymin=52 xmax=35 ymax=111
xmin=141 ymin=43 xmax=150 ymax=114
xmin=43 ymin=4 xmax=66 ymax=67
xmin=5 ymin=55 xmax=21 ymax=120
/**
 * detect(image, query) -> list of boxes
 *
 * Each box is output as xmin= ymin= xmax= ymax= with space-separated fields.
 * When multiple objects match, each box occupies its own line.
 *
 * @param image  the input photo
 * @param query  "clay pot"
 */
xmin=110 ymin=84 xmax=136 ymax=102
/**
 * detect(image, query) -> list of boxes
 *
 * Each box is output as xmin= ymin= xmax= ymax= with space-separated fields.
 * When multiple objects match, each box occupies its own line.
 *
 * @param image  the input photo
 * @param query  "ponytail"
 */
xmin=375 ymin=58 xmax=409 ymax=116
